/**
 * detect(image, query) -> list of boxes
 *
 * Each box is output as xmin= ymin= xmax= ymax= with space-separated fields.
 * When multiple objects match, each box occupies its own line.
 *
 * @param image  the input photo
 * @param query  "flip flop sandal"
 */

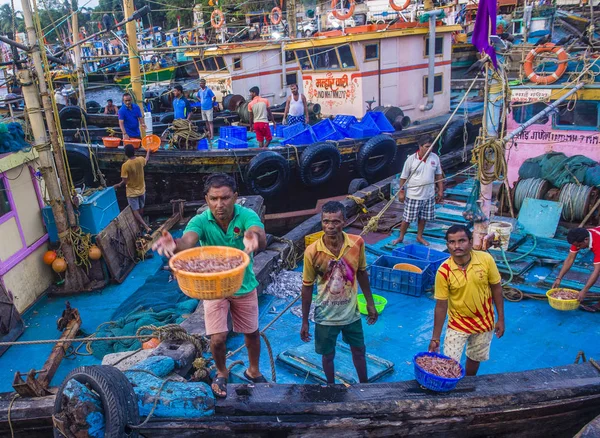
xmin=580 ymin=304 xmax=599 ymax=313
xmin=243 ymin=370 xmax=268 ymax=383
xmin=211 ymin=376 xmax=228 ymax=398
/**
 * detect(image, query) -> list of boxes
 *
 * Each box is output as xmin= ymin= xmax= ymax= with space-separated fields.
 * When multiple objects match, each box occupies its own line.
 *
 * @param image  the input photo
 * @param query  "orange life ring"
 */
xmin=331 ymin=0 xmax=355 ymax=20
xmin=523 ymin=43 xmax=568 ymax=85
xmin=389 ymin=0 xmax=410 ymax=12
xmin=270 ymin=7 xmax=282 ymax=25
xmin=211 ymin=9 xmax=225 ymax=29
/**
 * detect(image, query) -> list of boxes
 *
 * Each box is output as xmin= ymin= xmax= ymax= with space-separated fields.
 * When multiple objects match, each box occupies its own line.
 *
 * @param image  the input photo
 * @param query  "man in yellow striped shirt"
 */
xmin=429 ymin=224 xmax=505 ymax=376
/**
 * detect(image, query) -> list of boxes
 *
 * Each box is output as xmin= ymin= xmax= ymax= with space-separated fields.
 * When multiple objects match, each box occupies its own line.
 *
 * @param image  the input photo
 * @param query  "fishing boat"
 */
xmin=114 ymin=65 xmax=178 ymax=88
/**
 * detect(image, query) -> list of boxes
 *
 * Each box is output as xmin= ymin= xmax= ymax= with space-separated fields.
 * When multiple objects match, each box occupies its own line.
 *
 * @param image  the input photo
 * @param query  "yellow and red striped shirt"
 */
xmin=434 ymin=251 xmax=501 ymax=334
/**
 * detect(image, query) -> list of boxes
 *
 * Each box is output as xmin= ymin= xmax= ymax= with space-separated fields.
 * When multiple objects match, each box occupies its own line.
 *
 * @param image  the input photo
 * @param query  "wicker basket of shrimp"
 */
xmin=169 ymin=246 xmax=250 ymax=300
xmin=413 ymin=352 xmax=465 ymax=392
xmin=546 ymin=288 xmax=580 ymax=311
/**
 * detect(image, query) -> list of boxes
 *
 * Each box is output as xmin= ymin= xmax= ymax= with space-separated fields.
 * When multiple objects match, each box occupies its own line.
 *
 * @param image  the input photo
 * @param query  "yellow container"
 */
xmin=546 ymin=288 xmax=580 ymax=311
xmin=305 ymin=231 xmax=324 ymax=247
xmin=169 ymin=246 xmax=250 ymax=300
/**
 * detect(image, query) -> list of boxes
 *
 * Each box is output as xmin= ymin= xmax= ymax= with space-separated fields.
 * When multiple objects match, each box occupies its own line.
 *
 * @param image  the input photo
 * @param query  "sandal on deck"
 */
xmin=211 ymin=376 xmax=228 ymax=398
xmin=580 ymin=304 xmax=600 ymax=313
xmin=243 ymin=370 xmax=268 ymax=383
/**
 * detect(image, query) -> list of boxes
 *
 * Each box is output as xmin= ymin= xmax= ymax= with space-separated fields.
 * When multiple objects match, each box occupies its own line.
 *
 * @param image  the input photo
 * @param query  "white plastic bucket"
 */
xmin=488 ymin=222 xmax=513 ymax=251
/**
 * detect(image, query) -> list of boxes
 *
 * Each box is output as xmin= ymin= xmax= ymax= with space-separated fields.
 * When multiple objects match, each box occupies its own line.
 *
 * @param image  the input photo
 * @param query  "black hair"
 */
xmin=322 ymin=201 xmax=346 ymax=219
xmin=124 ymin=143 xmax=135 ymax=158
xmin=567 ymin=228 xmax=589 ymax=244
xmin=174 ymin=84 xmax=183 ymax=92
xmin=249 ymin=86 xmax=260 ymax=95
xmin=122 ymin=92 xmax=132 ymax=98
xmin=445 ymin=224 xmax=472 ymax=241
xmin=204 ymin=173 xmax=237 ymax=196
xmin=417 ymin=134 xmax=434 ymax=147
xmin=107 ymin=99 xmax=113 ymax=103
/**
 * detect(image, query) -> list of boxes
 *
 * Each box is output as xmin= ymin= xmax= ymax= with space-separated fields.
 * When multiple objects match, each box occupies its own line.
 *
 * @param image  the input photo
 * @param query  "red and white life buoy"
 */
xmin=270 ymin=7 xmax=282 ymax=25
xmin=331 ymin=0 xmax=355 ymax=20
xmin=523 ymin=43 xmax=568 ymax=85
xmin=211 ymin=9 xmax=225 ymax=29
xmin=389 ymin=0 xmax=410 ymax=12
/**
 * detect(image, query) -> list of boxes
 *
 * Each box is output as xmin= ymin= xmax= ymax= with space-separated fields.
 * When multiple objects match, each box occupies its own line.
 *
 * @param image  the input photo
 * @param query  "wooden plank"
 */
xmin=96 ymin=206 xmax=141 ymax=283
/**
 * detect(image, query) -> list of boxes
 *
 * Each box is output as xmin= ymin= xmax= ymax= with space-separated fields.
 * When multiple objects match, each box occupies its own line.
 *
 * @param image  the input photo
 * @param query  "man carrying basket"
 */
xmin=153 ymin=173 xmax=267 ymax=398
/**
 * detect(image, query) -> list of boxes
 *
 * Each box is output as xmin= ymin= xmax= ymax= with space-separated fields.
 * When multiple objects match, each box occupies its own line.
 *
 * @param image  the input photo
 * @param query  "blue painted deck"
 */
xmin=1 ymin=223 xmax=599 ymax=393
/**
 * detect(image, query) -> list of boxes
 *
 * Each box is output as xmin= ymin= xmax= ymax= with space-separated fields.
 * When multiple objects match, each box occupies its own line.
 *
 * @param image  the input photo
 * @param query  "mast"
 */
xmin=287 ymin=0 xmax=297 ymax=39
xmin=123 ymin=0 xmax=143 ymax=106
xmin=71 ymin=4 xmax=86 ymax=108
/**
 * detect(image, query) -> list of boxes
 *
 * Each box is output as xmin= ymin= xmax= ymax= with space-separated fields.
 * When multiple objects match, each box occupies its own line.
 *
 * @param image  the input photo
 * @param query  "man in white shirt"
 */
xmin=392 ymin=134 xmax=444 ymax=246
xmin=54 ymin=86 xmax=67 ymax=110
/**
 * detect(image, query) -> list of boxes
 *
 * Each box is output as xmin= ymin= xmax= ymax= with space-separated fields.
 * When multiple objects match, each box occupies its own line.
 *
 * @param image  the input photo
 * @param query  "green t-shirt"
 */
xmin=183 ymin=204 xmax=264 ymax=296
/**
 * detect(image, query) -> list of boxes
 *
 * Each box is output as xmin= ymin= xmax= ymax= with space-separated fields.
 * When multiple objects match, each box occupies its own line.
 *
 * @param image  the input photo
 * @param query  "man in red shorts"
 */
xmin=248 ymin=86 xmax=276 ymax=148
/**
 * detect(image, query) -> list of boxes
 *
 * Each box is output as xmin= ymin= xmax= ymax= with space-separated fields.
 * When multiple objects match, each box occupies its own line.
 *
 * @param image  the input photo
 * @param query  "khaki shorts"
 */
xmin=201 ymin=108 xmax=214 ymax=122
xmin=203 ymin=289 xmax=258 ymax=336
xmin=443 ymin=328 xmax=493 ymax=363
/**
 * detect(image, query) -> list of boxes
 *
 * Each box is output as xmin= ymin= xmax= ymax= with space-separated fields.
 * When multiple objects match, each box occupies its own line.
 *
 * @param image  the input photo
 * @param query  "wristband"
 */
xmin=430 ymin=339 xmax=440 ymax=344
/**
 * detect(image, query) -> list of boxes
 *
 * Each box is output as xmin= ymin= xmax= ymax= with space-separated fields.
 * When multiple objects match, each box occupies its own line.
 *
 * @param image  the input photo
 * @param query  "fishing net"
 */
xmin=462 ymin=182 xmax=487 ymax=222
xmin=0 ymin=122 xmax=32 ymax=154
xmin=91 ymin=268 xmax=199 ymax=359
xmin=518 ymin=153 xmax=597 ymax=188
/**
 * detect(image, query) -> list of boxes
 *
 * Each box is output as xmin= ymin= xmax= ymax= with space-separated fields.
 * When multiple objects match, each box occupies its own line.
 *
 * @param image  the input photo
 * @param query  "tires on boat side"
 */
xmin=299 ymin=142 xmax=342 ymax=187
xmin=159 ymin=112 xmax=175 ymax=124
xmin=85 ymin=100 xmax=102 ymax=114
xmin=246 ymin=151 xmax=290 ymax=197
xmin=357 ymin=134 xmax=397 ymax=180
xmin=59 ymin=106 xmax=88 ymax=129
xmin=348 ymin=177 xmax=369 ymax=194
xmin=440 ymin=118 xmax=476 ymax=154
xmin=53 ymin=365 xmax=139 ymax=438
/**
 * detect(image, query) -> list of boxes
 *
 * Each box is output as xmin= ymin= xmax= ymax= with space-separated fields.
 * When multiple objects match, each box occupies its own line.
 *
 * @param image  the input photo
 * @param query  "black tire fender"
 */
xmin=159 ymin=112 xmax=175 ymax=124
xmin=299 ymin=142 xmax=341 ymax=187
xmin=348 ymin=177 xmax=369 ymax=194
xmin=59 ymin=106 xmax=88 ymax=129
xmin=85 ymin=100 xmax=102 ymax=114
xmin=53 ymin=365 xmax=139 ymax=438
xmin=441 ymin=119 xmax=475 ymax=154
xmin=357 ymin=134 xmax=397 ymax=179
xmin=245 ymin=151 xmax=290 ymax=197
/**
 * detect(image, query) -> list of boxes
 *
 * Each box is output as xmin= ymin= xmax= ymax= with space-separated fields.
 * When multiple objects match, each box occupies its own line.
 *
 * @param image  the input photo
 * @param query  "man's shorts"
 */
xmin=403 ymin=196 xmax=435 ymax=223
xmin=201 ymin=108 xmax=214 ymax=122
xmin=443 ymin=327 xmax=494 ymax=363
xmin=203 ymin=289 xmax=259 ymax=336
xmin=314 ymin=319 xmax=365 ymax=355
xmin=127 ymin=194 xmax=145 ymax=211
xmin=287 ymin=115 xmax=305 ymax=125
xmin=253 ymin=122 xmax=272 ymax=142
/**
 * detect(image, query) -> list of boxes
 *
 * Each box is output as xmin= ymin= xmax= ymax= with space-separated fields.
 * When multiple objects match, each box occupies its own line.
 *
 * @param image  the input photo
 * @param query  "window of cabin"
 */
xmin=424 ymin=36 xmax=444 ymax=56
xmin=194 ymin=58 xmax=205 ymax=71
xmin=285 ymin=72 xmax=298 ymax=86
xmin=511 ymin=102 xmax=549 ymax=125
xmin=204 ymin=57 xmax=218 ymax=71
xmin=0 ymin=178 xmax=11 ymax=219
xmin=285 ymin=51 xmax=295 ymax=63
xmin=309 ymin=47 xmax=340 ymax=70
xmin=423 ymin=73 xmax=443 ymax=96
xmin=365 ymin=43 xmax=379 ymax=61
xmin=233 ymin=57 xmax=242 ymax=70
xmin=555 ymin=102 xmax=599 ymax=129
xmin=296 ymin=49 xmax=313 ymax=70
xmin=336 ymin=44 xmax=356 ymax=69
xmin=216 ymin=57 xmax=226 ymax=71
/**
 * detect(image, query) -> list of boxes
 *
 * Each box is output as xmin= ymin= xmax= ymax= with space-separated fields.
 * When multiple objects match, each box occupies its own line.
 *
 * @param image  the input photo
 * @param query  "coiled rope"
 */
xmin=167 ymin=119 xmax=205 ymax=149
xmin=471 ymin=137 xmax=507 ymax=186
xmin=560 ymin=183 xmax=592 ymax=222
xmin=514 ymin=178 xmax=549 ymax=211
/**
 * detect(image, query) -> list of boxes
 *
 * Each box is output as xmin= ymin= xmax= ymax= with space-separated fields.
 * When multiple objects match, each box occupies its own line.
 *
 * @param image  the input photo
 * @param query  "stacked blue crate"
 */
xmin=362 ymin=111 xmax=395 ymax=133
xmin=312 ymin=119 xmax=344 ymax=141
xmin=332 ymin=115 xmax=357 ymax=137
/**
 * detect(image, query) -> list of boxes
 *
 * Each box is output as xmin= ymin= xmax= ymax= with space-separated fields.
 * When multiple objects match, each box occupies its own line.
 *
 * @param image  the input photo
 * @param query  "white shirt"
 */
xmin=400 ymin=152 xmax=442 ymax=200
xmin=54 ymin=90 xmax=67 ymax=106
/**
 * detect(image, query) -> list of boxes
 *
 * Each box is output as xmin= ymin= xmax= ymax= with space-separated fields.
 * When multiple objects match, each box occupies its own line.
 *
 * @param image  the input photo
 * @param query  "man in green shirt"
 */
xmin=153 ymin=173 xmax=267 ymax=398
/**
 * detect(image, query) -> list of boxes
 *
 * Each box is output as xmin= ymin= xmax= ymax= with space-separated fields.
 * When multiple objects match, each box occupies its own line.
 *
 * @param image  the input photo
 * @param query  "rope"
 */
xmin=471 ymin=137 xmax=507 ymax=186
xmin=260 ymin=332 xmax=276 ymax=382
xmin=167 ymin=119 xmax=205 ymax=149
xmin=514 ymin=178 xmax=547 ymax=211
xmin=135 ymin=324 xmax=208 ymax=354
xmin=8 ymin=393 xmax=19 ymax=438
xmin=560 ymin=183 xmax=592 ymax=222
xmin=269 ymin=235 xmax=299 ymax=269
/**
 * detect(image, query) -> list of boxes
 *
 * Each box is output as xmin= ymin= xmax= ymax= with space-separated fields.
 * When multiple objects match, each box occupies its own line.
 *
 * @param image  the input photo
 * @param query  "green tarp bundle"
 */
xmin=518 ymin=153 xmax=600 ymax=188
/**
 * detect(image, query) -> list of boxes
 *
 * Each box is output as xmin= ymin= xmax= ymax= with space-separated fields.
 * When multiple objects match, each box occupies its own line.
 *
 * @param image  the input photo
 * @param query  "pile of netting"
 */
xmin=0 ymin=122 xmax=31 ymax=154
xmin=91 ymin=269 xmax=199 ymax=359
xmin=519 ymin=153 xmax=600 ymax=188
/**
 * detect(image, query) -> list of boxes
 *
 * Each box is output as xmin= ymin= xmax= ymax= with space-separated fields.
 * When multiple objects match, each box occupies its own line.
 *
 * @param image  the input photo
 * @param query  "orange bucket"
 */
xmin=142 ymin=134 xmax=161 ymax=152
xmin=123 ymin=138 xmax=141 ymax=149
xmin=102 ymin=137 xmax=121 ymax=148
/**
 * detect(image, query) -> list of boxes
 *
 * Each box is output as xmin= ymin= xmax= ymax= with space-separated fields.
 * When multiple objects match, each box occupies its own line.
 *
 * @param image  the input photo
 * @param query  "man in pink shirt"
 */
xmin=248 ymin=86 xmax=276 ymax=148
xmin=553 ymin=227 xmax=600 ymax=311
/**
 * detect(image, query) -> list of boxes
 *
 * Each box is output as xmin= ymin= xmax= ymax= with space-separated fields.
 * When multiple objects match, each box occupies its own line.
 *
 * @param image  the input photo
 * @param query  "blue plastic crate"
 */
xmin=312 ymin=119 xmax=344 ymax=141
xmin=348 ymin=122 xmax=381 ymax=139
xmin=275 ymin=125 xmax=285 ymax=138
xmin=413 ymin=352 xmax=465 ymax=392
xmin=392 ymin=244 xmax=449 ymax=272
xmin=283 ymin=123 xmax=308 ymax=139
xmin=283 ymin=127 xmax=316 ymax=146
xmin=219 ymin=126 xmax=247 ymax=141
xmin=369 ymin=255 xmax=433 ymax=296
xmin=332 ymin=115 xmax=357 ymax=136
xmin=218 ymin=137 xmax=248 ymax=149
xmin=197 ymin=138 xmax=209 ymax=150
xmin=362 ymin=111 xmax=395 ymax=133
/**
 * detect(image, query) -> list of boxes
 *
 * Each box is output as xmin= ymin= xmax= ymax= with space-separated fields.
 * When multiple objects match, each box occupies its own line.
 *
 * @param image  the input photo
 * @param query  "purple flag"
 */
xmin=472 ymin=0 xmax=498 ymax=69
